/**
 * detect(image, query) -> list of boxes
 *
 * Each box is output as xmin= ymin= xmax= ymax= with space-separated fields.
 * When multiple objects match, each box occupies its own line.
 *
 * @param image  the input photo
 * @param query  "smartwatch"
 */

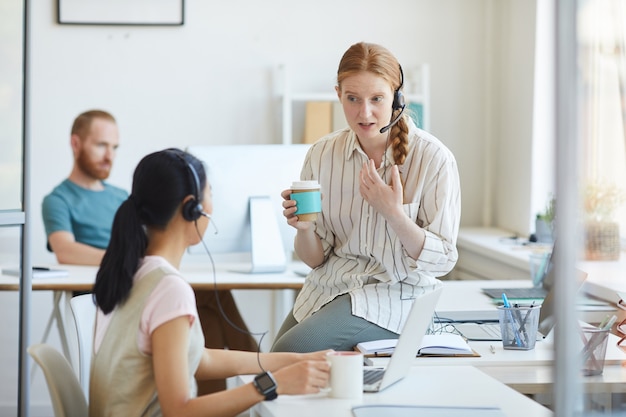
xmin=253 ymin=371 xmax=278 ymax=401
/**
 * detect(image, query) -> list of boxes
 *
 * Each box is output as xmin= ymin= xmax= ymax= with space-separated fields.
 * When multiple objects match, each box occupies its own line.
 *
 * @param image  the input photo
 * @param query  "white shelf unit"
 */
xmin=279 ymin=64 xmax=430 ymax=145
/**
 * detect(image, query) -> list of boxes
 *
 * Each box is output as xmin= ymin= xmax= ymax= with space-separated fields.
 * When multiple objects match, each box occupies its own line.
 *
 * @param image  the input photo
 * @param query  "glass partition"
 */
xmin=0 ymin=1 xmax=24 ymax=212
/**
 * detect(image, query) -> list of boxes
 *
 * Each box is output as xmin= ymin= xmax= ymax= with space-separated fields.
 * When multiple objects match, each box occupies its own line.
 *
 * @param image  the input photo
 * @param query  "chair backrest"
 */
xmin=69 ymin=293 xmax=96 ymax=401
xmin=28 ymin=343 xmax=88 ymax=417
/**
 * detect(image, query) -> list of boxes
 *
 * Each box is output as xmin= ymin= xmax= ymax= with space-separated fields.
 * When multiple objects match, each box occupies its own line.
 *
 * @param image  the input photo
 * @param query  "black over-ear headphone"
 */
xmin=392 ymin=65 xmax=405 ymax=111
xmin=170 ymin=150 xmax=204 ymax=222
xmin=380 ymin=64 xmax=406 ymax=134
xmin=182 ymin=161 xmax=203 ymax=222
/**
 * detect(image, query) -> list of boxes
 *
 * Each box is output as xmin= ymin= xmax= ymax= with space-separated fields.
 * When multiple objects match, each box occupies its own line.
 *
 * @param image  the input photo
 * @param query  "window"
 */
xmin=534 ymin=0 xmax=626 ymax=243
xmin=579 ymin=0 xmax=626 ymax=240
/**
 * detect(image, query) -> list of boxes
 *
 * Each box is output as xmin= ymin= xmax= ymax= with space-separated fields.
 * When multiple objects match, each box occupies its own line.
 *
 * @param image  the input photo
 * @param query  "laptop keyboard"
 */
xmin=363 ymin=368 xmax=385 ymax=385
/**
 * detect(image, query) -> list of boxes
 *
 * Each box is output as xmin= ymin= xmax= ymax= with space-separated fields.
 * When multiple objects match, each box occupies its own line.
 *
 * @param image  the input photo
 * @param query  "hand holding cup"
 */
xmin=285 ymin=181 xmax=321 ymax=222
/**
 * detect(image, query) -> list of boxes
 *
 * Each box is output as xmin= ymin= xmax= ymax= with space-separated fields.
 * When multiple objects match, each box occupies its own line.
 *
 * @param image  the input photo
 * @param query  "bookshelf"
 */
xmin=278 ymin=64 xmax=430 ymax=145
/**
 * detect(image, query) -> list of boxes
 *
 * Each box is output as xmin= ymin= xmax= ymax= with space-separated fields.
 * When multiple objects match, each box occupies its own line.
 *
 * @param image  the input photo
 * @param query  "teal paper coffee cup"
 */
xmin=290 ymin=181 xmax=321 ymax=221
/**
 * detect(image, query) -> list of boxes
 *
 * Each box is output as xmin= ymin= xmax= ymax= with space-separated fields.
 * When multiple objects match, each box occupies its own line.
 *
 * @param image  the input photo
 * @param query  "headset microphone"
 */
xmin=380 ymin=64 xmax=406 ymax=134
xmin=379 ymin=104 xmax=405 ymax=134
xmin=200 ymin=211 xmax=219 ymax=234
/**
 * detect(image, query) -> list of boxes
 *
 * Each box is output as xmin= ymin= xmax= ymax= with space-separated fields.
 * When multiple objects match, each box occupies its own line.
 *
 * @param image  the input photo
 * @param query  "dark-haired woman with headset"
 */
xmin=90 ymin=148 xmax=330 ymax=417
xmin=272 ymin=42 xmax=461 ymax=353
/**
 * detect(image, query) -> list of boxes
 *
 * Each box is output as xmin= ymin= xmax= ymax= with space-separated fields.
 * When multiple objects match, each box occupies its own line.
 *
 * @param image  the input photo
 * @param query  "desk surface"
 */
xmin=480 ymin=364 xmax=626 ymax=396
xmin=368 ymin=279 xmax=624 ymax=368
xmin=366 ymin=333 xmax=626 ymax=368
xmin=242 ymin=366 xmax=552 ymax=417
xmin=2 ymin=267 xmax=615 ymax=324
xmin=0 ymin=262 xmax=306 ymax=291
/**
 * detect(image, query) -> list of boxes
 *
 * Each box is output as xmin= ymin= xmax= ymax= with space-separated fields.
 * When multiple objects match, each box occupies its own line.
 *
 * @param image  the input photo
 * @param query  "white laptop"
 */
xmin=363 ymin=287 xmax=443 ymax=392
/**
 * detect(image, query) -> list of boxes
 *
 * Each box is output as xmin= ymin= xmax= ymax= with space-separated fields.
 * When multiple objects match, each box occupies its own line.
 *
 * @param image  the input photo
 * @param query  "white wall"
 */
xmin=0 ymin=0 xmax=538 ymax=414
xmin=28 ymin=0 xmax=504 ymax=269
xmin=492 ymin=0 xmax=538 ymax=235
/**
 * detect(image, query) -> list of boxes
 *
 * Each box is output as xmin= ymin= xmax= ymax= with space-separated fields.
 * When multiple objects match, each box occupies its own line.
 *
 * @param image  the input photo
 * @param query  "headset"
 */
xmin=170 ymin=150 xmax=204 ymax=222
xmin=379 ymin=64 xmax=406 ymax=134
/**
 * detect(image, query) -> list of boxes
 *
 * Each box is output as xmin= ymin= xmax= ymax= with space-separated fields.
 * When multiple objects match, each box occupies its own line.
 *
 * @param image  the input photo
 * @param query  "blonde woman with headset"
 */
xmin=273 ymin=42 xmax=461 ymax=353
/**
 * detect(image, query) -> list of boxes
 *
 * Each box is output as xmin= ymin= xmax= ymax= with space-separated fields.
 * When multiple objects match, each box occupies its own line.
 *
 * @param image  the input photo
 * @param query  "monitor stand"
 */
xmin=245 ymin=195 xmax=287 ymax=274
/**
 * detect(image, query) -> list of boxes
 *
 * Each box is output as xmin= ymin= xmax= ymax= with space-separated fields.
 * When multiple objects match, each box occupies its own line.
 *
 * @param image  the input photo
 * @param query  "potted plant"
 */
xmin=535 ymin=196 xmax=556 ymax=243
xmin=582 ymin=181 xmax=625 ymax=260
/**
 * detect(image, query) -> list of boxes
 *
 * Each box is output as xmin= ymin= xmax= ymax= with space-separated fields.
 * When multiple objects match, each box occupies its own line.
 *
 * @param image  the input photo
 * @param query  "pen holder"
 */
xmin=580 ymin=326 xmax=610 ymax=376
xmin=497 ymin=304 xmax=541 ymax=350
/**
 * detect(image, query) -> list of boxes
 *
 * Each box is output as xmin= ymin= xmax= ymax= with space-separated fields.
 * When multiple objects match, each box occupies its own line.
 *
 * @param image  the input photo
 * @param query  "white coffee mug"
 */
xmin=326 ymin=351 xmax=363 ymax=399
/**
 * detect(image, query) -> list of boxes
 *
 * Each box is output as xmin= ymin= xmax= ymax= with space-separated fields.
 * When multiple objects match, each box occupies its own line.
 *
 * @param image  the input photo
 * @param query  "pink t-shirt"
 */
xmin=94 ymin=256 xmax=198 ymax=355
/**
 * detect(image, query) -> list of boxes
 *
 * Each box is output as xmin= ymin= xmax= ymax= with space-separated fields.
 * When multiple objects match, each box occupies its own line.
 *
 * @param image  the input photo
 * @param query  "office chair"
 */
xmin=69 ymin=293 xmax=96 ymax=401
xmin=27 ymin=343 xmax=88 ymax=417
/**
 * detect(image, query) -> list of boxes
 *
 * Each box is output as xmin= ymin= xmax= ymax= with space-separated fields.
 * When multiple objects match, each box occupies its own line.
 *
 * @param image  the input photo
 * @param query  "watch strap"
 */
xmin=253 ymin=371 xmax=278 ymax=401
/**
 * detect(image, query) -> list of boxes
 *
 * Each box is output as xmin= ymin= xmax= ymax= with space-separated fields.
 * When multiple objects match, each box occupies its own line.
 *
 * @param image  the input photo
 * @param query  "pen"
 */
xmin=501 ymin=292 xmax=511 ymax=308
xmin=598 ymin=314 xmax=612 ymax=330
xmin=602 ymin=315 xmax=617 ymax=331
xmin=518 ymin=309 xmax=531 ymax=343
xmin=502 ymin=293 xmax=523 ymax=347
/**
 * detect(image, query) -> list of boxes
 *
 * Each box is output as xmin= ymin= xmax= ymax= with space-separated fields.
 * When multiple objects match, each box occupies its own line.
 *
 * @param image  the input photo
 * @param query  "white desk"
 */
xmin=7 ymin=257 xmax=624 ymax=409
xmin=5 ymin=268 xmax=618 ymax=366
xmin=365 ymin=335 xmax=626 ymax=368
xmin=370 ymin=279 xmax=625 ymax=368
xmin=479 ymin=364 xmax=626 ymax=396
xmin=0 ymin=262 xmax=307 ymax=292
xmin=367 ymin=278 xmax=626 ymax=411
xmin=240 ymin=366 xmax=552 ymax=417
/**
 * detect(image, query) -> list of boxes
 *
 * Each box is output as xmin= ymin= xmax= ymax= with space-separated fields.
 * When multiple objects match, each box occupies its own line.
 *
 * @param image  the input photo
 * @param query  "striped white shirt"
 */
xmin=292 ymin=122 xmax=461 ymax=333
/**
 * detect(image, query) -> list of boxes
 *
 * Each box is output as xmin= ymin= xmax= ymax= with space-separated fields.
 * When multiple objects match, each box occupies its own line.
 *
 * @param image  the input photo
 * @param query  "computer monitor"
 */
xmin=186 ymin=144 xmax=311 ymax=273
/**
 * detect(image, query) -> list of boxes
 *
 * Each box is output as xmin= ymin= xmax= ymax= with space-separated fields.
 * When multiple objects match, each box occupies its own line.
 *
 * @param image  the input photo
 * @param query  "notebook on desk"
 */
xmin=362 ymin=287 xmax=442 ymax=393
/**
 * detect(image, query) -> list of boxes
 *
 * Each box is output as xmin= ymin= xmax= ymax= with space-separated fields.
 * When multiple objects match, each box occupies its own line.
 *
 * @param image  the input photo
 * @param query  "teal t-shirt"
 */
xmin=42 ymin=179 xmax=128 ymax=250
